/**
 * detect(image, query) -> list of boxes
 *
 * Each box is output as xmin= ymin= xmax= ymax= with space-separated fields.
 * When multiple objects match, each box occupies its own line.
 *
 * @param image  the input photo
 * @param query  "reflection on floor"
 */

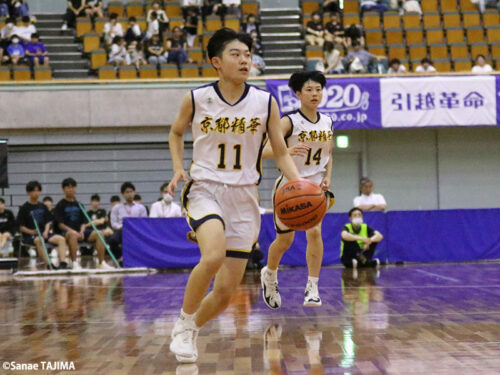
xmin=1 ymin=262 xmax=500 ymax=374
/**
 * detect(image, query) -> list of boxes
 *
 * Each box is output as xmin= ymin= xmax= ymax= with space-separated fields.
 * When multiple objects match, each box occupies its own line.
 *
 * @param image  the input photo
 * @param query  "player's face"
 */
xmin=213 ymin=40 xmax=251 ymax=84
xmin=297 ymin=80 xmax=323 ymax=110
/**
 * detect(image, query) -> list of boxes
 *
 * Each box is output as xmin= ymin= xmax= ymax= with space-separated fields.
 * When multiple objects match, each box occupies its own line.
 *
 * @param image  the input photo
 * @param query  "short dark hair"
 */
xmin=160 ymin=182 xmax=170 ymax=192
xmin=90 ymin=194 xmax=100 ymax=202
xmin=62 ymin=178 xmax=77 ymax=188
xmin=43 ymin=196 xmax=53 ymax=203
xmin=207 ymin=27 xmax=253 ymax=60
xmin=0 ymin=198 xmax=4 ymax=204
xmin=31 ymin=33 xmax=39 ymax=39
xmin=421 ymin=57 xmax=432 ymax=64
xmin=323 ymin=41 xmax=334 ymax=52
xmin=128 ymin=16 xmax=137 ymax=22
xmin=110 ymin=195 xmax=121 ymax=203
xmin=110 ymin=13 xmax=118 ymax=20
xmin=351 ymin=40 xmax=361 ymax=47
xmin=288 ymin=70 xmax=326 ymax=93
xmin=474 ymin=54 xmax=485 ymax=62
xmin=134 ymin=194 xmax=141 ymax=201
xmin=121 ymin=182 xmax=135 ymax=194
xmin=150 ymin=11 xmax=157 ymax=18
xmin=348 ymin=207 xmax=363 ymax=217
xmin=26 ymin=180 xmax=42 ymax=193
xmin=22 ymin=16 xmax=30 ymax=23
xmin=388 ymin=58 xmax=400 ymax=66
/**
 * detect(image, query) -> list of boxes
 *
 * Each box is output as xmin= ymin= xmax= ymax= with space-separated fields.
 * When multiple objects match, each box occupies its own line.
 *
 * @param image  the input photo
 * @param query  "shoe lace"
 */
xmin=180 ymin=329 xmax=194 ymax=345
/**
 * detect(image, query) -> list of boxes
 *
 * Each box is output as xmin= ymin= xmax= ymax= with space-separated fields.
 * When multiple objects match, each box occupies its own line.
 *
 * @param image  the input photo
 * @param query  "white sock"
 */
xmin=308 ymin=276 xmax=319 ymax=285
xmin=265 ymin=266 xmax=278 ymax=281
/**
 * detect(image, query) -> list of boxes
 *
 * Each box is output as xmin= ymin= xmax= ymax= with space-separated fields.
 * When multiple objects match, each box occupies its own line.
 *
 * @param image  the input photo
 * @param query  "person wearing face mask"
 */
xmin=150 ymin=182 xmax=183 ymax=218
xmin=340 ymin=207 xmax=383 ymax=269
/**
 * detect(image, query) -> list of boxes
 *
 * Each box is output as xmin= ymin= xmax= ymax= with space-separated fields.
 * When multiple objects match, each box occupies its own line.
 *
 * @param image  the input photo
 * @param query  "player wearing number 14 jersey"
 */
xmin=261 ymin=71 xmax=335 ymax=310
xmin=166 ymin=28 xmax=300 ymax=363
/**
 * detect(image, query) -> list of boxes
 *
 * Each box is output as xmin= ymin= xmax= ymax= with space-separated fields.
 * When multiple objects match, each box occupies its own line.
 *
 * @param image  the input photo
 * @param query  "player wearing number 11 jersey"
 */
xmin=166 ymin=28 xmax=301 ymax=363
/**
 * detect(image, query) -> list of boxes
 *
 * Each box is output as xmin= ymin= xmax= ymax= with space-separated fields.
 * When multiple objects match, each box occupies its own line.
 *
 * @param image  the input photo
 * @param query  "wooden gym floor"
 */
xmin=0 ymin=262 xmax=499 ymax=374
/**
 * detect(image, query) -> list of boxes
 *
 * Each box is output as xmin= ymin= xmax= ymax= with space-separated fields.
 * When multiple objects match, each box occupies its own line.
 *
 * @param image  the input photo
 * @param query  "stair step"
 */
xmin=260 ymin=24 xmax=303 ymax=33
xmin=261 ymin=8 xmax=301 ymax=16
xmin=264 ymin=57 xmax=305 ymax=66
xmin=36 ymin=20 xmax=64 ymax=28
xmin=51 ymin=61 xmax=89 ymax=70
xmin=38 ymin=28 xmax=75 ymax=37
xmin=35 ymin=13 xmax=65 ymax=20
xmin=45 ymin=44 xmax=81 ymax=53
xmin=49 ymin=52 xmax=83 ymax=61
xmin=261 ymin=33 xmax=302 ymax=42
xmin=53 ymin=69 xmax=90 ymax=79
xmin=265 ymin=65 xmax=304 ymax=75
xmin=260 ymin=15 xmax=301 ymax=25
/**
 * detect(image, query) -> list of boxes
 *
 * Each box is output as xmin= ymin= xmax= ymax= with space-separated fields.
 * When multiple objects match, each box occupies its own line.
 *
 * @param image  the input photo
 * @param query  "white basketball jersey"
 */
xmin=285 ymin=110 xmax=334 ymax=179
xmin=190 ymin=82 xmax=270 ymax=185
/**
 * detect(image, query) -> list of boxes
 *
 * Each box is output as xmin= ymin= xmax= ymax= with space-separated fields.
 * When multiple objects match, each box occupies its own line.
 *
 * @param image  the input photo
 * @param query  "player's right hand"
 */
xmin=288 ymin=144 xmax=310 ymax=157
xmin=167 ymin=170 xmax=189 ymax=196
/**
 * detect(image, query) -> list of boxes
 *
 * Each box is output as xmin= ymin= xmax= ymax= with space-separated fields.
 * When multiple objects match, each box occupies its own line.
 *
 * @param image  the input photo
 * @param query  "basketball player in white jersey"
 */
xmin=261 ymin=71 xmax=334 ymax=309
xmin=167 ymin=28 xmax=301 ymax=363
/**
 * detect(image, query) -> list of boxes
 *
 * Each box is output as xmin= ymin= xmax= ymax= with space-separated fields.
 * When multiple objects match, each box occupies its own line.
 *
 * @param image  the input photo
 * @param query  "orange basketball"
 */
xmin=275 ymin=180 xmax=327 ymax=231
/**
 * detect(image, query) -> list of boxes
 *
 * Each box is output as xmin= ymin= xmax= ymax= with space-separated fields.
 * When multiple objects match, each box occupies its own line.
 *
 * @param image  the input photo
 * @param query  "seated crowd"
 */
xmin=0 ymin=178 xmax=184 ymax=270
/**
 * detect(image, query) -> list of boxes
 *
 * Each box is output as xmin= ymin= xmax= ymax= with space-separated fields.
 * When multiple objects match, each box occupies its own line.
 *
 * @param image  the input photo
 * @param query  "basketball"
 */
xmin=275 ymin=180 xmax=327 ymax=231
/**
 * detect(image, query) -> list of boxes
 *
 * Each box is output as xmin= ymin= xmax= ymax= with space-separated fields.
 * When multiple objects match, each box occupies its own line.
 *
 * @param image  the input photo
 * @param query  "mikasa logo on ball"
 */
xmin=281 ymin=201 xmax=313 ymax=214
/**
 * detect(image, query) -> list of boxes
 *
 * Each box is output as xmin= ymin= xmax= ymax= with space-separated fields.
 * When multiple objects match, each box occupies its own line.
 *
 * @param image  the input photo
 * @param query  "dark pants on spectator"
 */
xmin=341 ymin=241 xmax=378 ymax=268
xmin=167 ymin=49 xmax=189 ymax=67
xmin=64 ymin=8 xmax=85 ymax=28
xmin=108 ymin=229 xmax=122 ymax=259
xmin=323 ymin=1 xmax=341 ymax=14
xmin=361 ymin=4 xmax=388 ymax=16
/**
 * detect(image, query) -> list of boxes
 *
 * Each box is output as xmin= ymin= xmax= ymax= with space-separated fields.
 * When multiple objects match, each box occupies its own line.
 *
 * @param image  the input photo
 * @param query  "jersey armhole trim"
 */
xmin=283 ymin=115 xmax=294 ymax=145
xmin=190 ymin=89 xmax=195 ymax=123
xmin=265 ymin=94 xmax=272 ymax=131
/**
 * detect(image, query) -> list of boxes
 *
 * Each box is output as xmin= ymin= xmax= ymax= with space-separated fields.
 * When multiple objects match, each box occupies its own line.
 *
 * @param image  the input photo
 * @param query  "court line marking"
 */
xmin=415 ymin=269 xmax=460 ymax=282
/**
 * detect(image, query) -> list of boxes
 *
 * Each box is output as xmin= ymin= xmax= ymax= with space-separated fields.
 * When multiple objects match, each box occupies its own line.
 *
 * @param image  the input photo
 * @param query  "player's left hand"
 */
xmin=320 ymin=178 xmax=330 ymax=191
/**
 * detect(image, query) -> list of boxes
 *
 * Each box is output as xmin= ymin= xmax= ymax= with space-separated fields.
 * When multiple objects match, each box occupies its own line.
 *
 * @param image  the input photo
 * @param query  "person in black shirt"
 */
xmin=324 ymin=13 xmax=345 ymax=46
xmin=0 ymin=197 xmax=16 ymax=255
xmin=306 ymin=11 xmax=325 ymax=47
xmin=86 ymin=194 xmax=113 ymax=237
xmin=62 ymin=0 xmax=87 ymax=30
xmin=17 ymin=181 xmax=68 ymax=268
xmin=54 ymin=178 xmax=113 ymax=270
xmin=42 ymin=196 xmax=54 ymax=212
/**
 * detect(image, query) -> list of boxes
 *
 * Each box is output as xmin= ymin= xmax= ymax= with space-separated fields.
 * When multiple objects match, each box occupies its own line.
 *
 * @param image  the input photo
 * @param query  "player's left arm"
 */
xmin=267 ymin=98 xmax=300 ymax=181
xmin=321 ymin=140 xmax=334 ymax=191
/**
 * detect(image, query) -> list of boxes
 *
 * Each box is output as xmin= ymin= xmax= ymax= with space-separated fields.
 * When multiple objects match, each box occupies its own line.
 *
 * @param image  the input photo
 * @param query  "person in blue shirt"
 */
xmin=6 ymin=35 xmax=26 ymax=65
xmin=24 ymin=33 xmax=49 ymax=66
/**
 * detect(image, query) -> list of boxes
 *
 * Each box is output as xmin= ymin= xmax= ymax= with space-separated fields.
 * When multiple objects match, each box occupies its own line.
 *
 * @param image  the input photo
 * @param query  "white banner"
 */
xmin=380 ymin=76 xmax=497 ymax=128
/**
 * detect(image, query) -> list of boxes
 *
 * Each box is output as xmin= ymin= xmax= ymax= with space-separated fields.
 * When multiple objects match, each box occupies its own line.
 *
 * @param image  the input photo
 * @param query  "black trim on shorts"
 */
xmin=255 ymin=133 xmax=267 ymax=185
xmin=181 ymin=180 xmax=194 ymax=210
xmin=226 ymin=250 xmax=251 ymax=259
xmin=189 ymin=214 xmax=225 ymax=231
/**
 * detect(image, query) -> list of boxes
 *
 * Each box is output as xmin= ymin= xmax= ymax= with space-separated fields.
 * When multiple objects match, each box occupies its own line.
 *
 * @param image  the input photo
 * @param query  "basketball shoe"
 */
xmin=170 ymin=318 xmax=199 ymax=363
xmin=304 ymin=280 xmax=322 ymax=307
xmin=261 ymin=266 xmax=281 ymax=309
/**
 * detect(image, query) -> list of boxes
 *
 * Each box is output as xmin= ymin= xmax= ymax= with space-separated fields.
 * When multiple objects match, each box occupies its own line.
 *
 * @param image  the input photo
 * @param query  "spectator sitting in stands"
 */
xmin=415 ymin=57 xmax=436 ymax=73
xmin=183 ymin=7 xmax=198 ymax=47
xmin=387 ymin=58 xmax=406 ymax=73
xmin=201 ymin=0 xmax=218 ymax=21
xmin=250 ymin=45 xmax=265 ymax=76
xmin=0 ymin=197 xmax=15 ymax=257
xmin=150 ymin=182 xmax=183 ymax=218
xmin=344 ymin=23 xmax=364 ymax=47
xmin=166 ymin=26 xmax=193 ymax=68
xmin=1 ymin=18 xmax=17 ymax=52
xmin=12 ymin=0 xmax=34 ymax=20
xmin=43 ymin=196 xmax=53 ymax=212
xmin=322 ymin=41 xmax=344 ymax=74
xmin=126 ymin=40 xmax=147 ymax=68
xmin=324 ymin=13 xmax=345 ymax=46
xmin=360 ymin=0 xmax=388 ymax=16
xmin=148 ymin=1 xmax=169 ymax=36
xmin=87 ymin=194 xmax=113 ymax=237
xmin=341 ymin=207 xmax=383 ymax=269
xmin=103 ymin=13 xmax=123 ymax=46
xmin=5 ymin=36 xmax=26 ymax=65
xmin=133 ymin=194 xmax=149 ymax=215
xmin=473 ymin=0 xmax=499 ymax=12
xmin=25 ymin=33 xmax=49 ymax=67
xmin=85 ymin=0 xmax=103 ymax=20
xmin=241 ymin=13 xmax=259 ymax=36
xmin=15 ymin=16 xmax=36 ymax=44
xmin=17 ymin=181 xmax=68 ymax=269
xmin=472 ymin=54 xmax=493 ymax=73
xmin=146 ymin=11 xmax=160 ymax=40
xmin=109 ymin=182 xmax=147 ymax=261
xmin=107 ymin=195 xmax=120 ymax=226
xmin=182 ymin=0 xmax=201 ymax=19
xmin=306 ymin=11 xmax=325 ymax=47
xmin=62 ymin=0 xmax=87 ymax=31
xmin=146 ymin=33 xmax=167 ymax=66
xmin=249 ymin=29 xmax=262 ymax=55
xmin=0 ymin=1 xmax=9 ymax=17
xmin=108 ymin=36 xmax=127 ymax=66
xmin=343 ymin=40 xmax=378 ymax=73
xmin=125 ymin=17 xmax=143 ymax=44
xmin=322 ymin=0 xmax=341 ymax=16
xmin=53 ymin=178 xmax=113 ymax=270
xmin=353 ymin=177 xmax=387 ymax=211
xmin=220 ymin=0 xmax=241 ymax=17
xmin=401 ymin=0 xmax=422 ymax=15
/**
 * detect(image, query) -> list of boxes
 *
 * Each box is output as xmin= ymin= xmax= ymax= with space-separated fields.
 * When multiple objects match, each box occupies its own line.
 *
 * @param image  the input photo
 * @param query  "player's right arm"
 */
xmin=167 ymin=92 xmax=192 ymax=196
xmin=267 ymin=98 xmax=301 ymax=181
xmin=262 ymin=115 xmax=309 ymax=159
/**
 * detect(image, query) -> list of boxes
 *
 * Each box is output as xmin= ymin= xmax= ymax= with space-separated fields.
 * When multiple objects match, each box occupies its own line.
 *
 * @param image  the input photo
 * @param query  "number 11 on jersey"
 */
xmin=217 ymin=143 xmax=242 ymax=170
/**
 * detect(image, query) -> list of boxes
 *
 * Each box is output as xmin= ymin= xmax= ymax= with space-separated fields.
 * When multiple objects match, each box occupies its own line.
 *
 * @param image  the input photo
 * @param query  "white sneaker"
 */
xmin=98 ymin=261 xmax=114 ymax=270
xmin=61 ymin=23 xmax=67 ymax=31
xmin=304 ymin=281 xmax=322 ymax=307
xmin=170 ymin=320 xmax=199 ymax=363
xmin=260 ymin=266 xmax=281 ymax=309
xmin=374 ymin=258 xmax=380 ymax=267
xmin=50 ymin=249 xmax=58 ymax=258
xmin=28 ymin=248 xmax=37 ymax=258
xmin=72 ymin=261 xmax=82 ymax=271
xmin=352 ymin=258 xmax=358 ymax=269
